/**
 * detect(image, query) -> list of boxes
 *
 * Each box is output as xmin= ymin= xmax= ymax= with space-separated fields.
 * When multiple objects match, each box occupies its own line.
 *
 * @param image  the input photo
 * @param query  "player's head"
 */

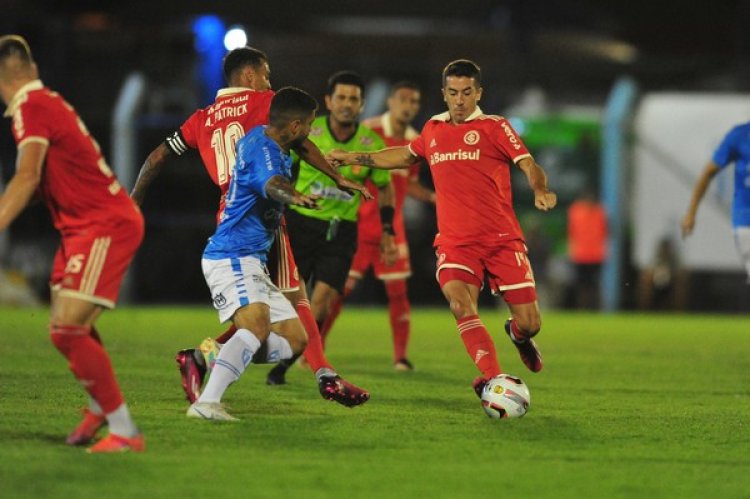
xmin=269 ymin=86 xmax=318 ymax=149
xmin=325 ymin=70 xmax=365 ymax=126
xmin=222 ymin=46 xmax=271 ymax=91
xmin=441 ymin=59 xmax=483 ymax=124
xmin=387 ymin=81 xmax=421 ymax=126
xmin=0 ymin=35 xmax=38 ymax=104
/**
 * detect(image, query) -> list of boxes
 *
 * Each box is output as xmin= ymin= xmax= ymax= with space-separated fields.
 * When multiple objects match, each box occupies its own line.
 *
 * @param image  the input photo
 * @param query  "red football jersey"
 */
xmin=6 ymin=80 xmax=141 ymax=234
xmin=357 ymin=113 xmax=420 ymax=244
xmin=165 ymin=87 xmax=274 ymax=217
xmin=408 ymin=107 xmax=531 ymax=247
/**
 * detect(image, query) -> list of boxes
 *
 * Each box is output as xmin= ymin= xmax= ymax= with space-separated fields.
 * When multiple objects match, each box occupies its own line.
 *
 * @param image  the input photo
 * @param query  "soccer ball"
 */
xmin=480 ymin=374 xmax=531 ymax=419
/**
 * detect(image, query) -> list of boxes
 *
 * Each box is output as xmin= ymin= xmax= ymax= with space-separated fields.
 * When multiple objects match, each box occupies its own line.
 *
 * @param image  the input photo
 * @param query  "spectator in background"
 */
xmin=567 ymin=189 xmax=607 ymax=309
xmin=637 ymin=237 xmax=688 ymax=311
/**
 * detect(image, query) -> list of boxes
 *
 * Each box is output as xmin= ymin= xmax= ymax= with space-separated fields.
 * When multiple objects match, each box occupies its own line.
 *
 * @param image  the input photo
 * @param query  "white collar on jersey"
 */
xmin=430 ymin=106 xmax=484 ymax=123
xmin=3 ymin=79 xmax=43 ymax=118
xmin=380 ymin=111 xmax=419 ymax=140
xmin=215 ymin=87 xmax=255 ymax=99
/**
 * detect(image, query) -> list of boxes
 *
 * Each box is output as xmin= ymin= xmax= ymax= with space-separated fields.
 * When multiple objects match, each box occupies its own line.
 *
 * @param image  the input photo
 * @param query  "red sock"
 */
xmin=215 ymin=324 xmax=237 ymax=345
xmin=319 ymin=280 xmax=354 ymax=344
xmin=50 ymin=324 xmax=124 ymax=414
xmin=297 ymin=298 xmax=332 ymax=371
xmin=456 ymin=315 xmax=501 ymax=379
xmin=385 ymin=279 xmax=410 ymax=361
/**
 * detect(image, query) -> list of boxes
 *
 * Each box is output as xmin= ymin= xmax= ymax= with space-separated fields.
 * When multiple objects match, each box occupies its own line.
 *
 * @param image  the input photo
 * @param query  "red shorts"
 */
xmin=349 ymin=240 xmax=411 ymax=281
xmin=435 ymin=241 xmax=537 ymax=304
xmin=267 ymin=223 xmax=301 ymax=292
xmin=50 ymin=220 xmax=144 ymax=309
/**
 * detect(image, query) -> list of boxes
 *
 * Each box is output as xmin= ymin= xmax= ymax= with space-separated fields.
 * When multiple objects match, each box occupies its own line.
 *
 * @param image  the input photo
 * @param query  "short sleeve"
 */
xmin=178 ymin=111 xmax=201 ymax=150
xmin=491 ymin=118 xmax=531 ymax=163
xmin=712 ymin=127 xmax=739 ymax=168
xmin=408 ymin=132 xmax=426 ymax=159
xmin=13 ymin=101 xmax=51 ymax=147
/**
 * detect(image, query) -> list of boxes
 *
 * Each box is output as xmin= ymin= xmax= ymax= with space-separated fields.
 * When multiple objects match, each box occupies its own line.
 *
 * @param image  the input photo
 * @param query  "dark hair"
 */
xmin=390 ymin=80 xmax=420 ymax=95
xmin=442 ymin=59 xmax=481 ymax=87
xmin=0 ymin=35 xmax=33 ymax=65
xmin=222 ymin=46 xmax=268 ymax=81
xmin=326 ymin=70 xmax=365 ymax=98
xmin=269 ymin=86 xmax=318 ymax=128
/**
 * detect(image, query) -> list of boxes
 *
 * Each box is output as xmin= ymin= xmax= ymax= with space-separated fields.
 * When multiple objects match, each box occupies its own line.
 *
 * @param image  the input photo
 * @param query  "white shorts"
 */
xmin=202 ymin=255 xmax=298 ymax=324
xmin=734 ymin=226 xmax=750 ymax=280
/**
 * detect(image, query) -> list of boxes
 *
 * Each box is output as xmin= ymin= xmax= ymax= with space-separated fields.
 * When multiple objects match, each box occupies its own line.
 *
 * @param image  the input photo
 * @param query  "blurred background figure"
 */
xmin=638 ymin=237 xmax=689 ymax=311
xmin=567 ymin=188 xmax=607 ymax=310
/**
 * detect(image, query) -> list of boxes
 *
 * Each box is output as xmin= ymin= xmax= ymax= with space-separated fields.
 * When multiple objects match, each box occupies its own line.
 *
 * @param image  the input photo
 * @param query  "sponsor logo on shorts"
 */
xmin=213 ymin=293 xmax=227 ymax=308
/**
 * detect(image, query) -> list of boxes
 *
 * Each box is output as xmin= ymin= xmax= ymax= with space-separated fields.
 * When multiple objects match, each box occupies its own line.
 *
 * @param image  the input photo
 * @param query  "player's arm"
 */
xmin=130 ymin=142 xmax=173 ymax=206
xmin=265 ymin=175 xmax=319 ymax=209
xmin=517 ymin=156 xmax=557 ymax=212
xmin=377 ymin=181 xmax=399 ymax=265
xmin=293 ymin=138 xmax=373 ymax=201
xmin=328 ymin=146 xmax=417 ymax=170
xmin=0 ymin=141 xmax=46 ymax=232
xmin=407 ymin=177 xmax=436 ymax=204
xmin=681 ymin=161 xmax=721 ymax=238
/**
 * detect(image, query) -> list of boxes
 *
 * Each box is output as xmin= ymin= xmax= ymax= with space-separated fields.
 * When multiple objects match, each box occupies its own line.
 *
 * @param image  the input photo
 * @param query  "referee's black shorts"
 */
xmin=285 ymin=209 xmax=357 ymax=293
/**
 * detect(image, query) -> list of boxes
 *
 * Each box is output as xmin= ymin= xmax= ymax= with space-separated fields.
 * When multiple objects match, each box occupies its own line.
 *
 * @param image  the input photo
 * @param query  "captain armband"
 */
xmin=165 ymin=130 xmax=189 ymax=156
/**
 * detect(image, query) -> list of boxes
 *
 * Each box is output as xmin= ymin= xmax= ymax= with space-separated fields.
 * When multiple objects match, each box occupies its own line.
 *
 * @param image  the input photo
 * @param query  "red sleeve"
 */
xmin=179 ymin=110 xmax=202 ymax=149
xmin=408 ymin=127 xmax=427 ymax=158
xmin=13 ymin=100 xmax=52 ymax=146
xmin=492 ymin=118 xmax=530 ymax=162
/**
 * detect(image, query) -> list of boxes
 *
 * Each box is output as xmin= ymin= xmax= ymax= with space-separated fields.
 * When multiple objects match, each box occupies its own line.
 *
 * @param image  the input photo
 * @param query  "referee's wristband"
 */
xmin=380 ymin=206 xmax=396 ymax=236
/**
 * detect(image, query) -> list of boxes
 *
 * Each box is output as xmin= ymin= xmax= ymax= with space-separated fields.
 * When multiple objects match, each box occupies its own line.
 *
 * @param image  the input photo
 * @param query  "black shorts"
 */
xmin=285 ymin=209 xmax=357 ymax=293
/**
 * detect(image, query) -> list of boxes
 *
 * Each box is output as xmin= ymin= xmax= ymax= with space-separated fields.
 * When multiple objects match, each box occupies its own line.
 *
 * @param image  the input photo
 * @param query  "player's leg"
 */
xmin=384 ymin=278 xmax=412 ymax=370
xmin=189 ymin=256 xmax=274 ymax=421
xmin=267 ymin=217 xmax=356 ymax=384
xmin=376 ymin=243 xmax=413 ymax=370
xmin=320 ymin=241 xmax=373 ymax=340
xmin=52 ymin=228 xmax=145 ymax=453
xmin=487 ymin=245 xmax=544 ymax=373
xmin=320 ymin=275 xmax=358 ymax=342
xmin=436 ymin=245 xmax=502 ymax=397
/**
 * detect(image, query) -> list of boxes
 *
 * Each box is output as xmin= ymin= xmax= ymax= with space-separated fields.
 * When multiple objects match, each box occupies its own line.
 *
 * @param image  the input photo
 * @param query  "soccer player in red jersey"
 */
xmin=321 ymin=81 xmax=435 ymax=371
xmin=131 ymin=47 xmax=369 ymax=407
xmin=329 ymin=59 xmax=557 ymax=397
xmin=0 ymin=35 xmax=144 ymax=452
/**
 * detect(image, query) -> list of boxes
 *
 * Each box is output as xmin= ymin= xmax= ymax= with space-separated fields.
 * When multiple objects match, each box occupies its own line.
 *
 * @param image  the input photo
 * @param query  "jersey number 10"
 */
xmin=211 ymin=122 xmax=245 ymax=186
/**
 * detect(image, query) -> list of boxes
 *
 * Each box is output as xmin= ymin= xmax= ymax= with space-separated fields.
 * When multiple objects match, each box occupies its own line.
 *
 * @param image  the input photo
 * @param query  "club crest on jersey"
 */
xmin=463 ymin=131 xmax=480 ymax=145
xmin=309 ymin=127 xmax=323 ymax=137
xmin=359 ymin=136 xmax=374 ymax=146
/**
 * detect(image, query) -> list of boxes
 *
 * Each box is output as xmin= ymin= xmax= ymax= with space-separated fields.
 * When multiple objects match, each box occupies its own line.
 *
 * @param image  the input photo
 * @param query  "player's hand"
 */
xmin=380 ymin=233 xmax=398 ymax=266
xmin=336 ymin=176 xmax=374 ymax=201
xmin=292 ymin=192 xmax=321 ymax=209
xmin=534 ymin=189 xmax=557 ymax=212
xmin=681 ymin=213 xmax=695 ymax=238
xmin=326 ymin=149 xmax=351 ymax=168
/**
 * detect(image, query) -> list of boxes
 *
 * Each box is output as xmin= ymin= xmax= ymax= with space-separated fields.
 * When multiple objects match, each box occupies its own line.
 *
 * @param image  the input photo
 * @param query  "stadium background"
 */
xmin=2 ymin=0 xmax=750 ymax=311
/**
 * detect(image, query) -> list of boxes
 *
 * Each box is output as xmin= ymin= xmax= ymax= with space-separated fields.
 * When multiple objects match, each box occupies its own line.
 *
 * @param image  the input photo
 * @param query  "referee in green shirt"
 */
xmin=268 ymin=71 xmax=397 ymax=385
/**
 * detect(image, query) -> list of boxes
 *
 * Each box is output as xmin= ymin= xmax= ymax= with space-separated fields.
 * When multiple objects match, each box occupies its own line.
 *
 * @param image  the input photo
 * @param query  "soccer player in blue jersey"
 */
xmin=187 ymin=87 xmax=339 ymax=421
xmin=682 ymin=122 xmax=750 ymax=283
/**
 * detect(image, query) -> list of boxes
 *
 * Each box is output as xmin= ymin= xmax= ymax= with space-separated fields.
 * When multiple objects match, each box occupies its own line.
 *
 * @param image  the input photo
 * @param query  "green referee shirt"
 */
xmin=292 ymin=116 xmax=390 ymax=222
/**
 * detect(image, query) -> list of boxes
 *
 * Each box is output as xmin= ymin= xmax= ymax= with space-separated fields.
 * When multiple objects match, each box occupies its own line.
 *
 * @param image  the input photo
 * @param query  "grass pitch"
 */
xmin=0 ymin=306 xmax=748 ymax=498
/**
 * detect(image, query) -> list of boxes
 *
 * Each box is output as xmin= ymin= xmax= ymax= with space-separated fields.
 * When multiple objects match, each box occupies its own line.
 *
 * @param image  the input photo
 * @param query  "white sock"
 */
xmin=106 ymin=403 xmax=139 ymax=438
xmin=198 ymin=329 xmax=260 ymax=404
xmin=88 ymin=397 xmax=103 ymax=416
xmin=265 ymin=332 xmax=293 ymax=363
